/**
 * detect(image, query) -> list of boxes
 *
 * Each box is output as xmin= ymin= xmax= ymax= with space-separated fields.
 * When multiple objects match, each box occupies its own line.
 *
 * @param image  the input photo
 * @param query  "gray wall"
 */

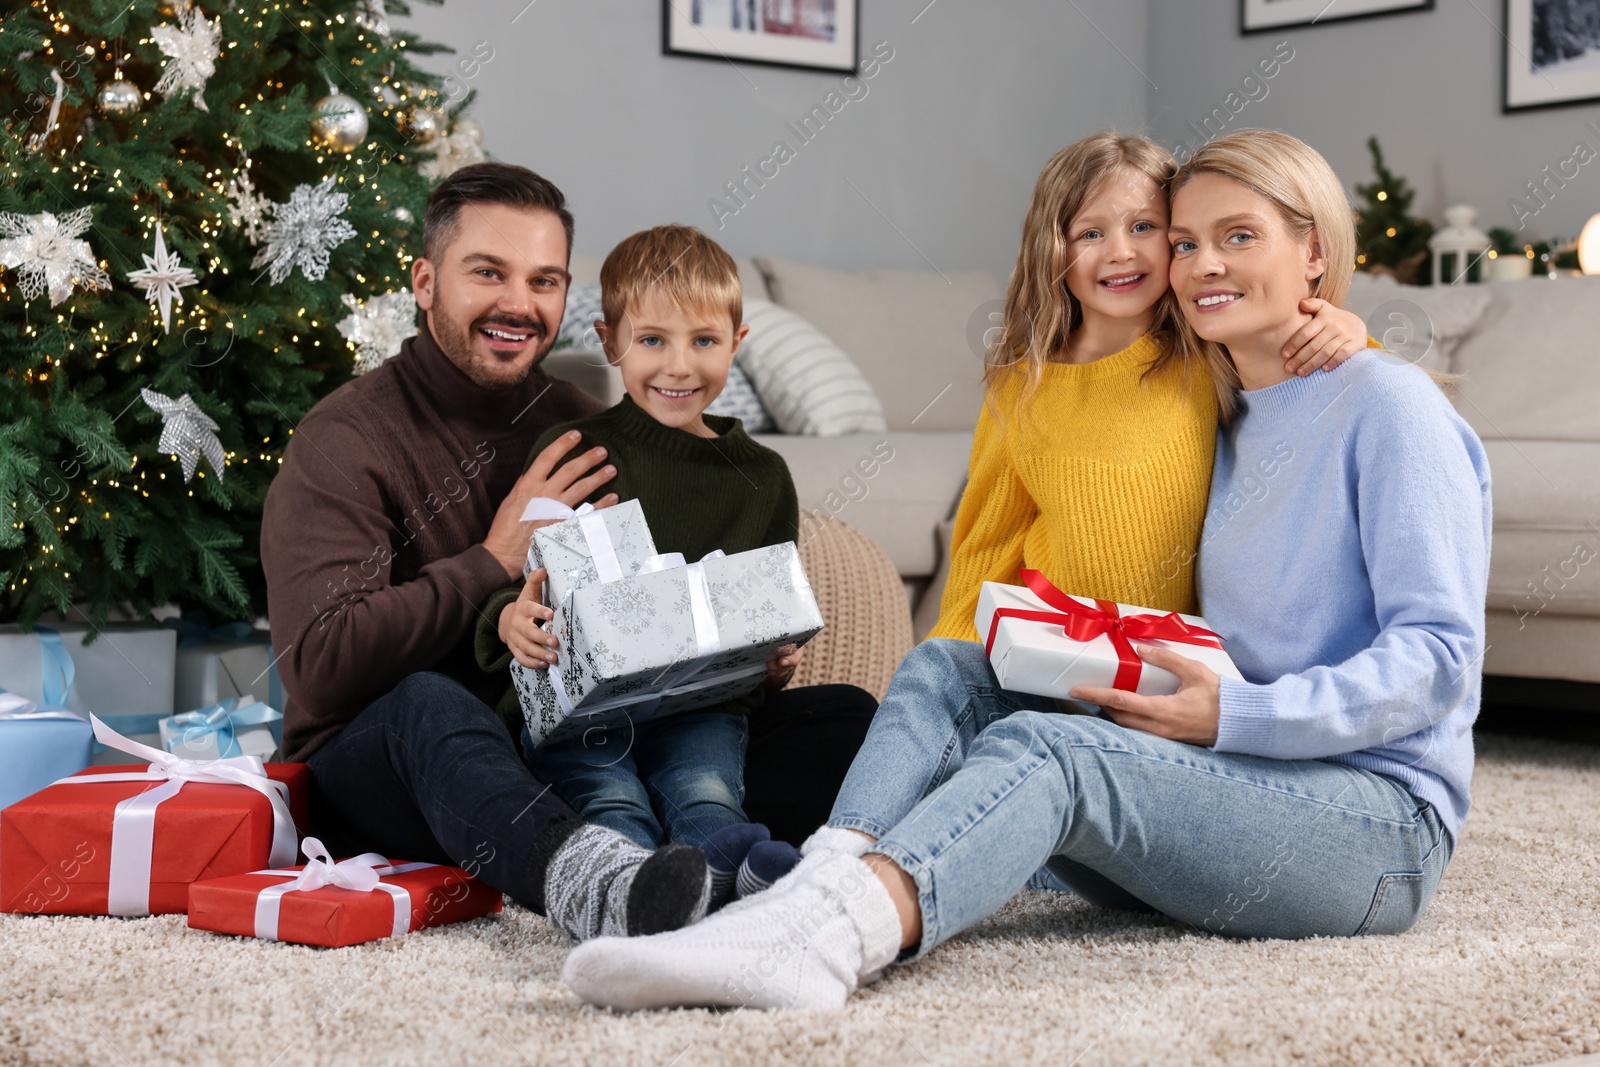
xmin=398 ymin=0 xmax=1150 ymax=278
xmin=1146 ymin=0 xmax=1600 ymax=245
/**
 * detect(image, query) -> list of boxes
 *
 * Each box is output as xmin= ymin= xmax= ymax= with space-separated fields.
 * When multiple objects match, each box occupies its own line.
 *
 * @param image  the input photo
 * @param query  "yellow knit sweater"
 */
xmin=928 ymin=333 xmax=1218 ymax=643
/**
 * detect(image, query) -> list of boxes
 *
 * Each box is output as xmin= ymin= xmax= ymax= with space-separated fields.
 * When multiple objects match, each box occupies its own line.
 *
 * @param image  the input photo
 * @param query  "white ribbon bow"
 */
xmin=519 ymin=497 xmax=624 ymax=584
xmin=250 ymin=837 xmax=434 ymax=941
xmin=51 ymin=715 xmax=299 ymax=916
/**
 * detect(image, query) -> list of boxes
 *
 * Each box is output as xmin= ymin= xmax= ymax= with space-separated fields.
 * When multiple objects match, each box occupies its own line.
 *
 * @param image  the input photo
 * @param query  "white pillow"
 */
xmin=737 ymin=299 xmax=888 ymax=436
xmin=1342 ymin=273 xmax=1492 ymax=373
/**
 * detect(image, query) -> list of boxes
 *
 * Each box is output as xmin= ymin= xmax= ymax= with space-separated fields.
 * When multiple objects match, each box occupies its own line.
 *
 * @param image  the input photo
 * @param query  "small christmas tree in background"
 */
xmin=1 ymin=0 xmax=485 ymax=628
xmin=1353 ymin=135 xmax=1434 ymax=285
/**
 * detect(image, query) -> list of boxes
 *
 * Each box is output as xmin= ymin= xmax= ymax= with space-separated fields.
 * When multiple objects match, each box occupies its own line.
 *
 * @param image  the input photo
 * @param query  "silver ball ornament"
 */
xmin=97 ymin=76 xmax=143 ymax=118
xmin=409 ymin=106 xmax=446 ymax=144
xmin=310 ymin=92 xmax=369 ymax=153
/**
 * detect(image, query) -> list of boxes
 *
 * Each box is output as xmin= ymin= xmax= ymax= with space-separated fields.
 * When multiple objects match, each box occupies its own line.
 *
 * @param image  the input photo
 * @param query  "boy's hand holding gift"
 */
xmin=765 ymin=644 xmax=803 ymax=690
xmin=499 ymin=572 xmax=559 ymax=668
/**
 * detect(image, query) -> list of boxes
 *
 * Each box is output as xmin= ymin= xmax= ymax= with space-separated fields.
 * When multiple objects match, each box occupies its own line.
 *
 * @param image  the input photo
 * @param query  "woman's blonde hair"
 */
xmin=984 ymin=131 xmax=1192 ymax=426
xmin=1169 ymin=130 xmax=1358 ymax=416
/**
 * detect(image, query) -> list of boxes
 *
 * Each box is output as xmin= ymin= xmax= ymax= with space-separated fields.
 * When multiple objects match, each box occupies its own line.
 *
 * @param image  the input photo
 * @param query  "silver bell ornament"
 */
xmin=409 ymin=105 xmax=446 ymax=144
xmin=310 ymin=92 xmax=369 ymax=153
xmin=98 ymin=74 xmax=142 ymax=118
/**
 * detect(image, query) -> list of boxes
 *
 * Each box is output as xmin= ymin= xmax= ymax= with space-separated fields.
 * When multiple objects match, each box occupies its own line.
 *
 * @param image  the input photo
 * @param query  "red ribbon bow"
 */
xmin=983 ymin=570 xmax=1225 ymax=693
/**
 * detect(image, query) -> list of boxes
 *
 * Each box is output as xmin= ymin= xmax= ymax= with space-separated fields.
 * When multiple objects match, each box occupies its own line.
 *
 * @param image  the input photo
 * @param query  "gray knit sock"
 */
xmin=542 ymin=824 xmax=711 ymax=942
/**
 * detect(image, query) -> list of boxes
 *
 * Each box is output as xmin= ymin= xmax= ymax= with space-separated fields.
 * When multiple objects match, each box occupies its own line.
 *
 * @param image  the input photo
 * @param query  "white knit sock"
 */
xmin=801 ymin=825 xmax=874 ymax=858
xmin=563 ymin=851 xmax=904 ymax=1011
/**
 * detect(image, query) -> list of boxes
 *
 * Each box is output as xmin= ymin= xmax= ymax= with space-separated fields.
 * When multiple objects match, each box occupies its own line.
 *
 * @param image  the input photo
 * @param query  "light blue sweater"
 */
xmin=1197 ymin=350 xmax=1492 ymax=842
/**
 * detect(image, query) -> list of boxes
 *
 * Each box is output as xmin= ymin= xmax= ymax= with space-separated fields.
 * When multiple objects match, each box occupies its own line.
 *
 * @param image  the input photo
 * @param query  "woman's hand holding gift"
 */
xmin=499 ymin=569 xmax=560 ymax=668
xmin=1070 ymin=644 xmax=1222 ymax=746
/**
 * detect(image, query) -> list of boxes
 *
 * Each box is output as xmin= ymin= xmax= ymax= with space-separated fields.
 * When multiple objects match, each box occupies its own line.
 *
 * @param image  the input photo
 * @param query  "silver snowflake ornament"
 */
xmin=127 ymin=223 xmax=199 ymax=334
xmin=141 ymin=388 xmax=226 ymax=483
xmin=0 ymin=207 xmax=112 ymax=306
xmin=152 ymin=5 xmax=222 ymax=112
xmin=251 ymin=179 xmax=357 ymax=284
xmin=225 ymin=169 xmax=272 ymax=244
xmin=339 ymin=290 xmax=417 ymax=374
xmin=355 ymin=0 xmax=392 ymax=38
xmin=417 ymin=117 xmax=487 ymax=180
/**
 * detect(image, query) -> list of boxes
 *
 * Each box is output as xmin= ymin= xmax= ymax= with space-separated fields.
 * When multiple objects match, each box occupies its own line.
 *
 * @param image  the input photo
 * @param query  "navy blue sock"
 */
xmin=701 ymin=822 xmax=770 ymax=909
xmin=736 ymin=839 xmax=802 ymax=900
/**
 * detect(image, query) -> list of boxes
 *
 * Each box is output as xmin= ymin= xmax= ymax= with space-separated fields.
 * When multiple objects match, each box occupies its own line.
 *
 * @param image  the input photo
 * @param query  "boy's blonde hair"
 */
xmin=987 ymin=131 xmax=1192 ymax=426
xmin=1170 ymin=130 xmax=1358 ymax=413
xmin=600 ymin=225 xmax=743 ymax=334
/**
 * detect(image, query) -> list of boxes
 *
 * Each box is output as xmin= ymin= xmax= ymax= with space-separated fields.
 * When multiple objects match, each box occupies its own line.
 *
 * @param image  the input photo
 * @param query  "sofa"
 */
xmin=545 ymin=256 xmax=1600 ymax=687
xmin=1358 ymin=273 xmax=1600 ymax=687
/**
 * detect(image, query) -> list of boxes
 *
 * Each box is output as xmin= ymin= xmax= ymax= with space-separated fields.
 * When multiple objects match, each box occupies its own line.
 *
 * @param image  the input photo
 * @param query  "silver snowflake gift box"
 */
xmin=512 ymin=541 xmax=825 ymax=747
xmin=523 ymin=498 xmax=660 ymax=606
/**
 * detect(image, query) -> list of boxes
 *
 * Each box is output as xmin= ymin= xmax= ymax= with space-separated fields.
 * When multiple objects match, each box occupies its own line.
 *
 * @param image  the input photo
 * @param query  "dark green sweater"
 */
xmin=475 ymin=395 xmax=800 ymax=725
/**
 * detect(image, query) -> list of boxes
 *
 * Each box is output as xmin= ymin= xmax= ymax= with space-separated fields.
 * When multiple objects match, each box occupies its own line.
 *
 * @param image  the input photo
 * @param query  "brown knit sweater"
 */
xmin=261 ymin=328 xmax=604 ymax=761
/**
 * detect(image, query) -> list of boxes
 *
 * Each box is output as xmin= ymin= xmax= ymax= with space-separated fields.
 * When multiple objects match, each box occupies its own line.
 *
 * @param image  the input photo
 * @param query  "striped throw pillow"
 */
xmin=737 ymin=299 xmax=887 ymax=437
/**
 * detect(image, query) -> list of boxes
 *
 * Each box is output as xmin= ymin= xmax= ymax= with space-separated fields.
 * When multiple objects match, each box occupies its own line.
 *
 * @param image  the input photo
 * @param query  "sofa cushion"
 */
xmin=755 ymin=257 xmax=998 ymax=433
xmin=556 ymin=282 xmax=605 ymax=350
xmin=1483 ymin=439 xmax=1600 ymax=618
xmin=704 ymin=361 xmax=775 ymax=433
xmin=1342 ymin=273 xmax=1491 ymax=374
xmin=1451 ymin=275 xmax=1600 ymax=441
xmin=567 ymin=254 xmax=771 ymax=303
xmin=754 ymin=430 xmax=973 ymax=577
xmin=738 ymin=300 xmax=887 ymax=437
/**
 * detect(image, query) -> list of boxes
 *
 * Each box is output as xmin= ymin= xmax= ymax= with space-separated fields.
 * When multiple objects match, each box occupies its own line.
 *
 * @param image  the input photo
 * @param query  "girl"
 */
xmin=558 ymin=129 xmax=1490 ymax=1010
xmin=929 ymin=130 xmax=1369 ymax=642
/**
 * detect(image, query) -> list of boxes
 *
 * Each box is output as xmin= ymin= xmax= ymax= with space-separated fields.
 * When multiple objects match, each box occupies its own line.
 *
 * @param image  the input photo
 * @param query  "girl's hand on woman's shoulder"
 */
xmin=1282 ymin=298 xmax=1371 ymax=377
xmin=1069 ymin=645 xmax=1222 ymax=746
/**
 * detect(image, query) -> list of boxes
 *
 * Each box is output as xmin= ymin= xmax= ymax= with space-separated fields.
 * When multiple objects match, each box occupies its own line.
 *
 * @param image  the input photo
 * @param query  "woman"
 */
xmin=560 ymin=130 xmax=1492 ymax=1010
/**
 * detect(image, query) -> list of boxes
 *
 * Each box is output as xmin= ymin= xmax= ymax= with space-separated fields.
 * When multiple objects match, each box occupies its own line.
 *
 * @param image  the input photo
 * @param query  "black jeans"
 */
xmin=305 ymin=672 xmax=877 ymax=910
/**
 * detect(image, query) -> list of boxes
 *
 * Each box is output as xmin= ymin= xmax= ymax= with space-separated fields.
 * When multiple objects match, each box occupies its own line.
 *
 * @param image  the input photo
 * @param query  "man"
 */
xmin=262 ymin=163 xmax=873 ymax=942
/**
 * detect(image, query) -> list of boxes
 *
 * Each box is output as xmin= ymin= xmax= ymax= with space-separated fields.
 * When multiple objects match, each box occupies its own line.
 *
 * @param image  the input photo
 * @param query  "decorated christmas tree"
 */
xmin=1 ymin=0 xmax=485 ymax=628
xmin=1353 ymin=136 xmax=1434 ymax=285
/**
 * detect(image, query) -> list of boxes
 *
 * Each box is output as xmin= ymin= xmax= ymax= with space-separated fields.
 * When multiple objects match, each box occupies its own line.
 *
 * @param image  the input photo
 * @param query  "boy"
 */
xmin=476 ymin=225 xmax=805 ymax=909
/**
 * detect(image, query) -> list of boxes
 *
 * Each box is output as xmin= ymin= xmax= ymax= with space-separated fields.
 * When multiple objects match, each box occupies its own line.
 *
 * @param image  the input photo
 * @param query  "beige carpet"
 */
xmin=3 ymin=732 xmax=1598 ymax=1067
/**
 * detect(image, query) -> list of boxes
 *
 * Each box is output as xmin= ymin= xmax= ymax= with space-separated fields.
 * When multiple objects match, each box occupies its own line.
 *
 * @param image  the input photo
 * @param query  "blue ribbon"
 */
xmin=164 ymin=696 xmax=281 ymax=759
xmin=34 ymin=626 xmax=75 ymax=709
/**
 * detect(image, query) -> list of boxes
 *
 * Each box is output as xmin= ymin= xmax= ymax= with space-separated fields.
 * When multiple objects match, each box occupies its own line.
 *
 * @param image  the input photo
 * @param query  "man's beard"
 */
xmin=429 ymin=306 xmax=550 ymax=391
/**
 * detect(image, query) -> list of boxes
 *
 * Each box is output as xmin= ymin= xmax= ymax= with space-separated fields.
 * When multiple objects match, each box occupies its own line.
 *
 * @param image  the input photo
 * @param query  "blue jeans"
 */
xmin=830 ymin=640 xmax=1452 ymax=958
xmin=524 ymin=709 xmax=749 ymax=849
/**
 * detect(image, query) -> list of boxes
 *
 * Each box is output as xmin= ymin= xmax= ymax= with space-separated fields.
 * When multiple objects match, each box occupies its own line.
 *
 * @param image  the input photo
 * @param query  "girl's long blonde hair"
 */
xmin=1169 ymin=130 xmax=1358 ymax=416
xmin=985 ymin=131 xmax=1193 ymax=425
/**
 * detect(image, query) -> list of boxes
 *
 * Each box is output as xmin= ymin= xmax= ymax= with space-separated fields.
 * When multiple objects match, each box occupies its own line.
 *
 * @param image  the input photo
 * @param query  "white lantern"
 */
xmin=1579 ymin=212 xmax=1600 ymax=275
xmin=1429 ymin=204 xmax=1491 ymax=285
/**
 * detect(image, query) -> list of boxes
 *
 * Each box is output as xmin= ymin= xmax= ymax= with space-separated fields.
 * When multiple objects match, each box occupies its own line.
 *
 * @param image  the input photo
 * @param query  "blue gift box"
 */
xmin=0 ymin=631 xmax=94 ymax=810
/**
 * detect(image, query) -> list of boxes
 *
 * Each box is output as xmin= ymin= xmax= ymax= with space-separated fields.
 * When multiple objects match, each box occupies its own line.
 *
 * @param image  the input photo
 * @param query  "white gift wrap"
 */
xmin=525 ymin=498 xmax=658 ymax=607
xmin=0 ymin=624 xmax=176 ymax=716
xmin=174 ymin=642 xmax=273 ymax=711
xmin=516 ymin=542 xmax=824 ymax=746
xmin=975 ymin=581 xmax=1244 ymax=699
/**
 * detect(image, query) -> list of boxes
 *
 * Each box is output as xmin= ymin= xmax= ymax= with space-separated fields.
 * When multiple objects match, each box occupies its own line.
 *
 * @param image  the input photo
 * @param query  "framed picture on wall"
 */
xmin=1240 ymin=0 xmax=1432 ymax=33
xmin=664 ymin=0 xmax=859 ymax=74
xmin=1504 ymin=0 xmax=1600 ymax=111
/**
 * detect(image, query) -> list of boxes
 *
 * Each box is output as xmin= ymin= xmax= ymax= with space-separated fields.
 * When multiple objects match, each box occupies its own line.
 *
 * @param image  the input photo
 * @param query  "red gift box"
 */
xmin=1 ymin=716 xmax=308 ymax=917
xmin=188 ymin=838 xmax=502 ymax=947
